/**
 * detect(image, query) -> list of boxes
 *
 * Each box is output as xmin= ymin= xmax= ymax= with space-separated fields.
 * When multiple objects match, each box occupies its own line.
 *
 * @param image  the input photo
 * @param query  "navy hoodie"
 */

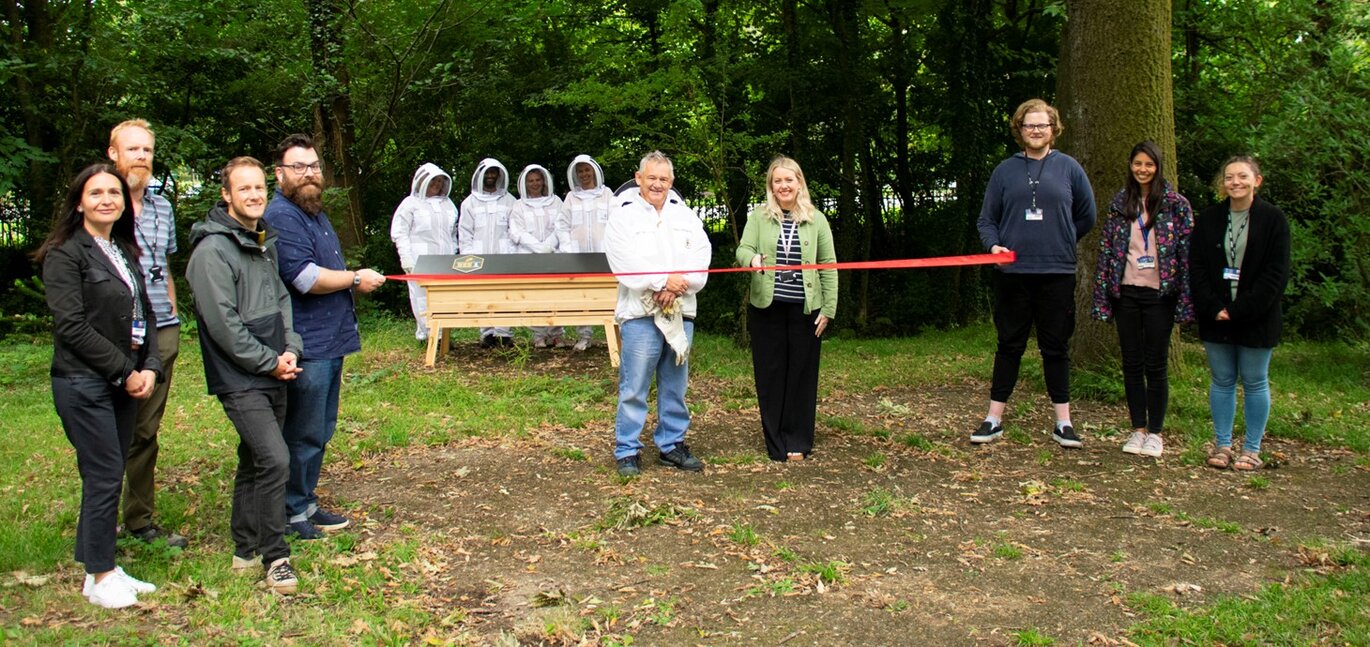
xmin=977 ymin=150 xmax=1096 ymax=274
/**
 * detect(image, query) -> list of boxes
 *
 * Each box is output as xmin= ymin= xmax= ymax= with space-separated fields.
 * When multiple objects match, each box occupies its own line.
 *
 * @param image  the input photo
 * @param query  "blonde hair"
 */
xmin=1009 ymin=99 xmax=1062 ymax=149
xmin=221 ymin=156 xmax=264 ymax=188
xmin=109 ymin=119 xmax=154 ymax=147
xmin=1214 ymin=154 xmax=1263 ymax=199
xmin=763 ymin=156 xmax=817 ymax=224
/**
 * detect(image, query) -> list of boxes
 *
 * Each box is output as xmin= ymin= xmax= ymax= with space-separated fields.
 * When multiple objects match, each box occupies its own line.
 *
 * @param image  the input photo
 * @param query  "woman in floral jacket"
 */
xmin=1091 ymin=141 xmax=1193 ymax=458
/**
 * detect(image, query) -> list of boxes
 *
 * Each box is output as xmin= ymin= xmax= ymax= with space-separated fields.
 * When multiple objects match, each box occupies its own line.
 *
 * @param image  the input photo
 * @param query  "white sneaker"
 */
xmin=573 ymin=339 xmax=590 ymax=352
xmin=83 ymin=567 xmax=155 ymax=596
xmin=265 ymin=557 xmax=299 ymax=595
xmin=1140 ymin=434 xmax=1164 ymax=458
xmin=533 ymin=338 xmax=548 ymax=349
xmin=85 ymin=573 xmax=138 ymax=609
xmin=1122 ymin=431 xmax=1145 ymax=454
xmin=232 ymin=554 xmax=262 ymax=573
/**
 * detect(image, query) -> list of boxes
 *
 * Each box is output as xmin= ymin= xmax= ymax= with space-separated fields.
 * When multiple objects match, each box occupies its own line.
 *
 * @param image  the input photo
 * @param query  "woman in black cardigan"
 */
xmin=1190 ymin=155 xmax=1289 ymax=471
xmin=35 ymin=164 xmax=163 ymax=608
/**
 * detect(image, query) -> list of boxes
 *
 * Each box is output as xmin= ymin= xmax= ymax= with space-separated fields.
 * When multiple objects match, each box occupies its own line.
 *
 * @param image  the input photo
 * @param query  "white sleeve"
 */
xmin=458 ymin=197 xmax=475 ymax=253
xmin=554 ymin=200 xmax=576 ymax=253
xmin=390 ymin=199 xmax=415 ymax=269
xmin=682 ymin=216 xmax=712 ymax=295
xmin=605 ymin=204 xmax=666 ymax=292
xmin=507 ymin=203 xmax=530 ymax=250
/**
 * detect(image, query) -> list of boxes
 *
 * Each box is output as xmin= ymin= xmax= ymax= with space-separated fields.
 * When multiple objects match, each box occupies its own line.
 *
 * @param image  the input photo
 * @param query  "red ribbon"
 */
xmin=386 ymin=251 xmax=1016 ymax=282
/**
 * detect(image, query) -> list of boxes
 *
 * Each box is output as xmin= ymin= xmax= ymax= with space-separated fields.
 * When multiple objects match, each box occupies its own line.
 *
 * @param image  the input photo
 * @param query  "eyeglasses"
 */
xmin=280 ymin=162 xmax=322 ymax=175
xmin=1020 ymin=123 xmax=1053 ymax=132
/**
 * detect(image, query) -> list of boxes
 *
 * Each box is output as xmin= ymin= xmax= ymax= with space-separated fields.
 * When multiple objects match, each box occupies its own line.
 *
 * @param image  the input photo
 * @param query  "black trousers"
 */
xmin=990 ymin=272 xmax=1075 ymax=404
xmin=1114 ymin=285 xmax=1176 ymax=433
xmin=219 ymin=387 xmax=291 ymax=564
xmin=52 ymin=376 xmax=136 ymax=574
xmin=748 ymin=302 xmax=822 ymax=460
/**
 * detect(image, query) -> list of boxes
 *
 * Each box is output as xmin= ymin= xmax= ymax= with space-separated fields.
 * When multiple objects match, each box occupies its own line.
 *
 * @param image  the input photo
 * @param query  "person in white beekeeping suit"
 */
xmin=556 ymin=154 xmax=614 ymax=351
xmin=390 ymin=163 xmax=458 ymax=342
xmin=509 ymin=164 xmax=565 ymax=348
xmin=459 ymin=158 xmax=516 ymax=348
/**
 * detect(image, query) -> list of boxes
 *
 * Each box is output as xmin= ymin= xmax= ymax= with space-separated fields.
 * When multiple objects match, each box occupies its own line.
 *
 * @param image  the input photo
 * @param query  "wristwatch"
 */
xmin=352 ymin=271 xmax=362 ymax=287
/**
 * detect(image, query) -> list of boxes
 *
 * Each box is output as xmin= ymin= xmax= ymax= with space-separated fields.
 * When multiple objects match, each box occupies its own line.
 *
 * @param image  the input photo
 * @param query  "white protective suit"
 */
xmin=458 ymin=158 xmax=516 ymax=342
xmin=556 ymin=155 xmax=614 ymax=348
xmin=509 ymin=165 xmax=563 ymax=254
xmin=510 ymin=165 xmax=564 ymax=346
xmin=390 ymin=163 xmax=457 ymax=341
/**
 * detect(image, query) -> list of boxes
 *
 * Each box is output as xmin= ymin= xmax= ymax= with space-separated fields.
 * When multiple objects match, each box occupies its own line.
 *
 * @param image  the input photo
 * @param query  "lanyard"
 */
xmin=779 ymin=215 xmax=798 ymax=262
xmin=136 ymin=195 xmax=162 ymax=260
xmin=1226 ymin=212 xmax=1249 ymax=267
xmin=1023 ymin=156 xmax=1047 ymax=210
xmin=1137 ymin=204 xmax=1152 ymax=254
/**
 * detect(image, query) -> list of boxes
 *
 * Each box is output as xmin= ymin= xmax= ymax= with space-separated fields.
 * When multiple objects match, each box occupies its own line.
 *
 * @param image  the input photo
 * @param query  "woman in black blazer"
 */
xmin=35 ymin=164 xmax=163 ymax=608
xmin=1190 ymin=155 xmax=1290 ymax=471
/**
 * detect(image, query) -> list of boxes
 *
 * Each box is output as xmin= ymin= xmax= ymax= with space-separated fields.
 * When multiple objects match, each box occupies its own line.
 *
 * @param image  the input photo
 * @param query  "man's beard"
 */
xmin=284 ymin=177 xmax=324 ymax=215
xmin=122 ymin=165 xmax=152 ymax=192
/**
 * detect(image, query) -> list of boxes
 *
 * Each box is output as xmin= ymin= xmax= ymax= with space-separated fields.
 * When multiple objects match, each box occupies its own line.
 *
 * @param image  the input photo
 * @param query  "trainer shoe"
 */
xmin=232 ymin=554 xmax=262 ymax=573
xmin=573 ymin=338 xmax=590 ymax=352
xmin=85 ymin=572 xmax=138 ymax=609
xmin=498 ymin=336 xmax=515 ymax=348
xmin=308 ymin=508 xmax=350 ymax=531
xmin=970 ymin=421 xmax=1003 ymax=444
xmin=1053 ymin=424 xmax=1084 ymax=448
xmin=616 ymin=455 xmax=641 ymax=477
xmin=265 ymin=557 xmax=299 ymax=595
xmin=287 ymin=520 xmax=324 ymax=540
xmin=1140 ymin=434 xmax=1164 ymax=458
xmin=659 ymin=444 xmax=704 ymax=472
xmin=85 ymin=567 xmax=156 ymax=596
xmin=534 ymin=338 xmax=549 ymax=349
xmin=1122 ymin=431 xmax=1145 ymax=454
xmin=479 ymin=335 xmax=498 ymax=348
xmin=127 ymin=524 xmax=189 ymax=549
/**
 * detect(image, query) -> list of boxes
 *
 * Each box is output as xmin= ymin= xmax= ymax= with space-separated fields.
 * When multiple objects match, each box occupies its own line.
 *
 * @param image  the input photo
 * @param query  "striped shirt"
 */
xmin=773 ymin=218 xmax=805 ymax=303
xmin=134 ymin=190 xmax=179 ymax=327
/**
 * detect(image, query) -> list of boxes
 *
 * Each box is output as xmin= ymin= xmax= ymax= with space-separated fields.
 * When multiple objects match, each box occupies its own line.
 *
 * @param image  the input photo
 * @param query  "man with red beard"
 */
xmin=107 ymin=119 xmax=188 ymax=549
xmin=263 ymin=134 xmax=385 ymax=539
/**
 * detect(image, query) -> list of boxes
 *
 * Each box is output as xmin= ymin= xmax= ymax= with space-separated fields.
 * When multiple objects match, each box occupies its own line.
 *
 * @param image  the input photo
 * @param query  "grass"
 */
xmin=0 ymin=316 xmax=1366 ymax=643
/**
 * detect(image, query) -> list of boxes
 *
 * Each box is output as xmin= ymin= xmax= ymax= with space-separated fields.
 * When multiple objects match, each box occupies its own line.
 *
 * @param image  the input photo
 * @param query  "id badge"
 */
xmin=1223 ymin=267 xmax=1241 ymax=281
xmin=131 ymin=319 xmax=147 ymax=346
xmin=1025 ymin=208 xmax=1044 ymax=221
xmin=1136 ymin=255 xmax=1156 ymax=270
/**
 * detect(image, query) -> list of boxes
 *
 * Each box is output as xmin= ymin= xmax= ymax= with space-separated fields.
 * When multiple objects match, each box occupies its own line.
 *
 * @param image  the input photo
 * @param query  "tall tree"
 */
xmin=1056 ymin=0 xmax=1176 ymax=367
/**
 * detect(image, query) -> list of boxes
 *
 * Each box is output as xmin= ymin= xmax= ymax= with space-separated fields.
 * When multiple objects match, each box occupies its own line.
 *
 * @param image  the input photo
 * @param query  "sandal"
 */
xmin=1233 ymin=451 xmax=1264 ymax=471
xmin=1207 ymin=446 xmax=1234 ymax=469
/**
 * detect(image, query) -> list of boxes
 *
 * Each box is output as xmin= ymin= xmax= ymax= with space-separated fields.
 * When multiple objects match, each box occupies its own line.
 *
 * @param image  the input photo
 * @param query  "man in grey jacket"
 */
xmin=186 ymin=157 xmax=303 ymax=595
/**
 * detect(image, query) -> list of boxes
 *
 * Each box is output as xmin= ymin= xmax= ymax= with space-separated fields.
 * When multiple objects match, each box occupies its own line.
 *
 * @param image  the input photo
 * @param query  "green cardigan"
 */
xmin=734 ymin=207 xmax=839 ymax=319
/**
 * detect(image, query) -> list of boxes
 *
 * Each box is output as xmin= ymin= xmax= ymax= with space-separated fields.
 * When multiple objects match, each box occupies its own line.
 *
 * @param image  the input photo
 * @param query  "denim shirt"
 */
xmin=135 ymin=190 xmax=179 ymax=327
xmin=263 ymin=191 xmax=361 ymax=360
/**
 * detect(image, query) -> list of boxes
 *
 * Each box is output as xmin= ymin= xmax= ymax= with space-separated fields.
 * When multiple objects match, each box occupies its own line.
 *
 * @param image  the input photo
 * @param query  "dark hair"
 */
xmin=1123 ymin=141 xmax=1166 ymax=222
xmin=274 ymin=133 xmax=314 ymax=164
xmin=33 ymin=164 xmax=138 ymax=263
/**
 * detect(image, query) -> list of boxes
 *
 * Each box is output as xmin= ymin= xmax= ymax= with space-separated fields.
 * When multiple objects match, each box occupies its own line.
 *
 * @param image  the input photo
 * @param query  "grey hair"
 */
xmin=637 ymin=150 xmax=674 ymax=176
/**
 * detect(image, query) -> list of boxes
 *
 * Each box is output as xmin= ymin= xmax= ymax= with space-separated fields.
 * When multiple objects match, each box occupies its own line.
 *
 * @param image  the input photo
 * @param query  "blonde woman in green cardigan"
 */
xmin=736 ymin=156 xmax=839 ymax=461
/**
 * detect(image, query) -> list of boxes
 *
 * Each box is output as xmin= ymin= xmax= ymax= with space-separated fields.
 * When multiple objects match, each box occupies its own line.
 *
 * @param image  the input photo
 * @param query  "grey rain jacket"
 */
xmin=186 ymin=201 xmax=303 ymax=395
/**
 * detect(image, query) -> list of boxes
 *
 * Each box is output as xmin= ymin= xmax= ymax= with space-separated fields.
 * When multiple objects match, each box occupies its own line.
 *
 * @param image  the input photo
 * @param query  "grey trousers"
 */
xmin=219 ymin=387 xmax=291 ymax=564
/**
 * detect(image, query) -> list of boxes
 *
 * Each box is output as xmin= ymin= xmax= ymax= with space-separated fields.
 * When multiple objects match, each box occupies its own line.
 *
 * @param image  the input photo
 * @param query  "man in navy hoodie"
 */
xmin=973 ymin=98 xmax=1096 ymax=448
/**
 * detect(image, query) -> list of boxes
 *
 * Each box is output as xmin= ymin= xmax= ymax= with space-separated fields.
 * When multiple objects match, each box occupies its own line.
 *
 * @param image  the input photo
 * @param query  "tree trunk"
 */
xmin=1056 ymin=0 xmax=1176 ymax=370
xmin=307 ymin=0 xmax=365 ymax=251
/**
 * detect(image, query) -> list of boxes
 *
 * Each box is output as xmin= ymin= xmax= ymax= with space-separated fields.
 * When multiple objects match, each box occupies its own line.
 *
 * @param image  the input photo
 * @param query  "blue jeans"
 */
xmin=1203 ymin=342 xmax=1274 ymax=453
xmin=614 ymin=317 xmax=693 ymax=460
xmin=282 ymin=357 xmax=343 ymax=522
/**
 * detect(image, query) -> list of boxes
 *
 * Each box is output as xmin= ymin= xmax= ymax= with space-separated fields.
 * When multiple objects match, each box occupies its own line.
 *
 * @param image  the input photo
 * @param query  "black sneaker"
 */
xmin=616 ymin=455 xmax=641 ymax=477
xmin=479 ymin=335 xmax=498 ymax=348
xmin=308 ymin=508 xmax=350 ymax=531
xmin=128 ymin=523 xmax=189 ymax=549
xmin=287 ymin=520 xmax=324 ymax=540
xmin=970 ymin=421 xmax=1003 ymax=444
xmin=498 ymin=336 xmax=515 ymax=348
xmin=1053 ymin=424 xmax=1084 ymax=448
xmin=659 ymin=444 xmax=704 ymax=472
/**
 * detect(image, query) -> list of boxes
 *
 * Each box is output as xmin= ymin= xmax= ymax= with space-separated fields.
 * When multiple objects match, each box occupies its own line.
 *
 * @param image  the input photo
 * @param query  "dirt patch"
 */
xmin=329 ymin=348 xmax=1370 ymax=645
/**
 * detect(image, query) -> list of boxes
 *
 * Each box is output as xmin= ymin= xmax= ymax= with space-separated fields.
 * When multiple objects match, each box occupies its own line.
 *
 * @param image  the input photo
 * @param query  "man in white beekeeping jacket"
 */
xmin=509 ymin=164 xmax=564 ymax=348
xmin=458 ymin=158 xmax=516 ymax=348
xmin=390 ymin=163 xmax=457 ymax=342
xmin=604 ymin=150 xmax=711 ymax=477
xmin=556 ymin=154 xmax=614 ymax=351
